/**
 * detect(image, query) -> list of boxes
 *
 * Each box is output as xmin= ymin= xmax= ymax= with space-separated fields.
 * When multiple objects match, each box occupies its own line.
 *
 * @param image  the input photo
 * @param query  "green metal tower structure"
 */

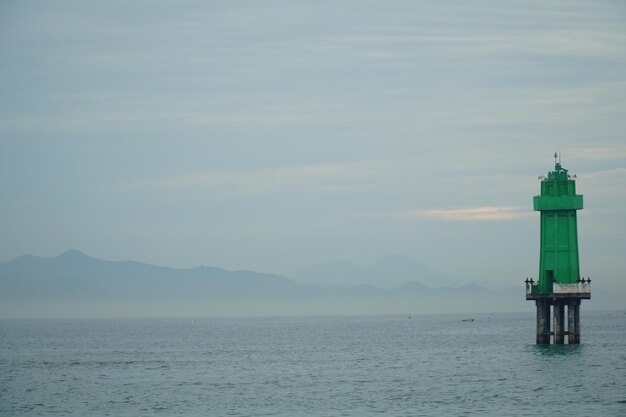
xmin=526 ymin=154 xmax=590 ymax=344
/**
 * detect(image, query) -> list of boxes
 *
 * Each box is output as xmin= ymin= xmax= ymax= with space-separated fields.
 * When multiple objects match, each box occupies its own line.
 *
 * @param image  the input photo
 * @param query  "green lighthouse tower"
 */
xmin=526 ymin=154 xmax=590 ymax=344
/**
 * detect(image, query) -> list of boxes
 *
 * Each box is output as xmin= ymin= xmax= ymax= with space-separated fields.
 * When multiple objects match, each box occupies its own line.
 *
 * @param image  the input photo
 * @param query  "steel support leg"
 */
xmin=567 ymin=300 xmax=576 ymax=344
xmin=536 ymin=299 xmax=551 ymax=344
xmin=574 ymin=299 xmax=581 ymax=344
xmin=554 ymin=301 xmax=565 ymax=345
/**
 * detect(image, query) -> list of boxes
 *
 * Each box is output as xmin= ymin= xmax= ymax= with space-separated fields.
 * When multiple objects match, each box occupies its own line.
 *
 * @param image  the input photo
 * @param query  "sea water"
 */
xmin=1 ymin=311 xmax=625 ymax=416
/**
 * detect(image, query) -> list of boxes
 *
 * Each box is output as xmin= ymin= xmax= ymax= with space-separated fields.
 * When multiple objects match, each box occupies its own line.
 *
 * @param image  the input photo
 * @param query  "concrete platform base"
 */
xmin=535 ymin=297 xmax=582 ymax=345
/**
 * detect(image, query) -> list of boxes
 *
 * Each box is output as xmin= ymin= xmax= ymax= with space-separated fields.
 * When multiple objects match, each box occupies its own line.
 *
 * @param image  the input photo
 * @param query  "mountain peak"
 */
xmin=57 ymin=249 xmax=91 ymax=259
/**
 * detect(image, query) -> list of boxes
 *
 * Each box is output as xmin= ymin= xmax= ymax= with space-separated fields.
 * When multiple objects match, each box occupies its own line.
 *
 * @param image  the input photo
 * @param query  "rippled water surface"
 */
xmin=1 ymin=311 xmax=625 ymax=416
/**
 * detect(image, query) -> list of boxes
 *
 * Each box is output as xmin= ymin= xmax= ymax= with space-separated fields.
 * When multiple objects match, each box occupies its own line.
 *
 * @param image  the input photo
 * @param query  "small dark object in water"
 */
xmin=461 ymin=319 xmax=475 ymax=322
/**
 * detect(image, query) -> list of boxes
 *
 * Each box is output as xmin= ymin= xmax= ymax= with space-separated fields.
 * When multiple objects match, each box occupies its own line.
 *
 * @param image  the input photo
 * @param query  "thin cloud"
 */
xmin=579 ymin=168 xmax=626 ymax=199
xmin=340 ymin=29 xmax=626 ymax=60
xmin=116 ymin=160 xmax=407 ymax=194
xmin=404 ymin=206 xmax=528 ymax=221
xmin=567 ymin=148 xmax=626 ymax=161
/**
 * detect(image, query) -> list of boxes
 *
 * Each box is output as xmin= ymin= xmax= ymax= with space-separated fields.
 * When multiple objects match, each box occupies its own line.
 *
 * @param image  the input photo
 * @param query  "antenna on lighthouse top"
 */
xmin=554 ymin=152 xmax=561 ymax=171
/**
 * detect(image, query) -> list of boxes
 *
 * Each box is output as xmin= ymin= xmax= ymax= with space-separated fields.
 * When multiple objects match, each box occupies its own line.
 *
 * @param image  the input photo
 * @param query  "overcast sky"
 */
xmin=1 ymin=0 xmax=625 ymax=289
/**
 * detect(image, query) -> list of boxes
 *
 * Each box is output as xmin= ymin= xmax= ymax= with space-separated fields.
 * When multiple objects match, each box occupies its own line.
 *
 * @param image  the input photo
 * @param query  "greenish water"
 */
xmin=1 ymin=311 xmax=625 ymax=416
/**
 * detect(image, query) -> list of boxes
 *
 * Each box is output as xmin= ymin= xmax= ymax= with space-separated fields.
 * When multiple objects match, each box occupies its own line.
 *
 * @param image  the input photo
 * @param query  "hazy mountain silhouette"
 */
xmin=1 ymin=251 xmax=622 ymax=318
xmin=0 ymin=250 xmax=302 ymax=303
xmin=0 ymin=250 xmax=490 ymax=303
xmin=15 ymin=250 xmax=623 ymax=318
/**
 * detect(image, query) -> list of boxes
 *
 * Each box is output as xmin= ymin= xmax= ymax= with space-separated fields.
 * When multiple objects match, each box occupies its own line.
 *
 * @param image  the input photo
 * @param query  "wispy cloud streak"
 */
xmin=403 ymin=206 xmax=528 ymax=221
xmin=116 ymin=160 xmax=407 ymax=194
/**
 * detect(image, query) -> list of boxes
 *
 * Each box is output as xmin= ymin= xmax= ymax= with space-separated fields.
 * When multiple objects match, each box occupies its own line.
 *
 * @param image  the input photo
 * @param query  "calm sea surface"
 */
xmin=1 ymin=311 xmax=625 ymax=416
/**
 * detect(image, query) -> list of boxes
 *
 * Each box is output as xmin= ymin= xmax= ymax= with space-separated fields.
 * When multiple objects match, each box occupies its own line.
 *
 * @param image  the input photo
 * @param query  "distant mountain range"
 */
xmin=0 ymin=250 xmax=485 ymax=303
xmin=1 ymin=250 xmax=621 ymax=318
xmin=0 ymin=250 xmax=301 ymax=303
